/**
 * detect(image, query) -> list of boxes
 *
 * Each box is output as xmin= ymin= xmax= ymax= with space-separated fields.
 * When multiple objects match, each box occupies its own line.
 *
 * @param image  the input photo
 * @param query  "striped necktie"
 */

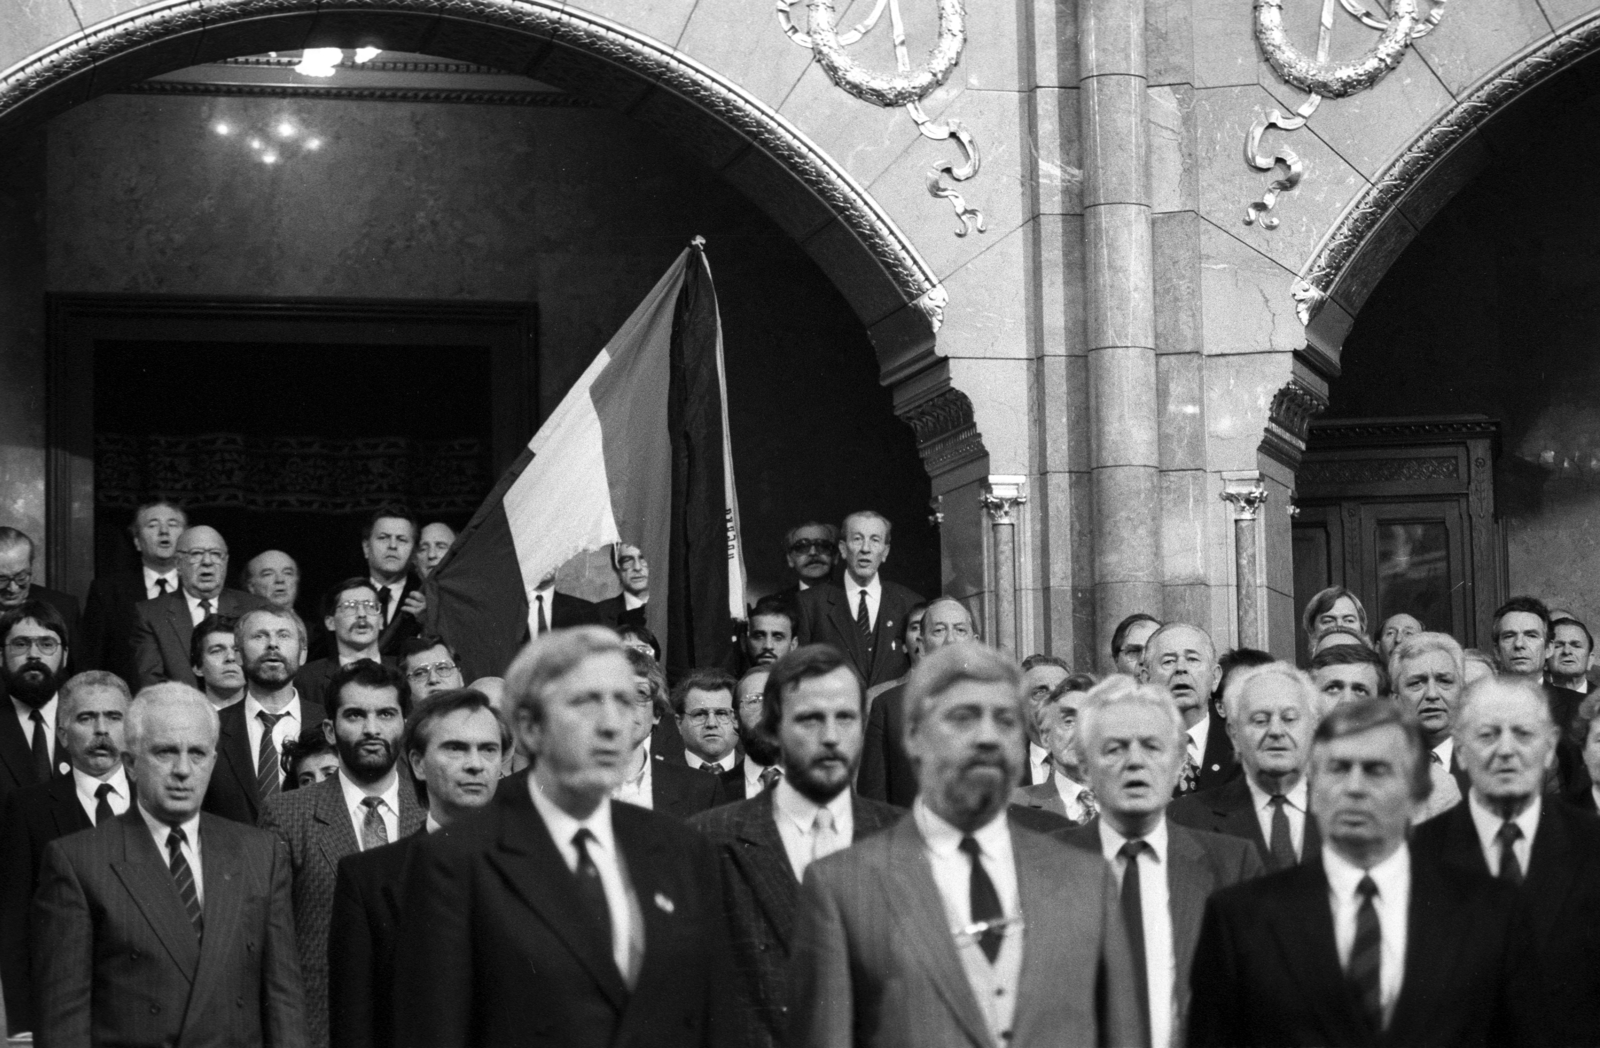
xmin=256 ymin=711 xmax=286 ymax=804
xmin=166 ymin=827 xmax=204 ymax=937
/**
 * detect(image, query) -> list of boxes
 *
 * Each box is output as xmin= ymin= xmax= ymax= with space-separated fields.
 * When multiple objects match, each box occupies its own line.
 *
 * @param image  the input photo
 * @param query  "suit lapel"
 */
xmin=48 ymin=773 xmax=93 ymax=836
xmin=1165 ymin=825 xmax=1212 ymax=983
xmin=824 ymin=588 xmax=867 ymax=667
xmin=1011 ymin=827 xmax=1076 ymax=1046
xmin=1526 ymin=803 xmax=1579 ymax=943
xmin=1388 ymin=860 xmax=1472 ymax=1044
xmin=312 ymin=777 xmax=360 ymax=874
xmin=396 ymin=772 xmax=426 ymax=837
xmin=109 ymin=813 xmax=201 ymax=982
xmin=189 ymin=817 xmax=247 ymax=1018
xmin=881 ymin=819 xmax=992 ymax=1048
xmin=1216 ymin=781 xmax=1270 ymax=864
xmin=162 ymin=596 xmax=192 ymax=664
xmin=868 ymin=587 xmax=901 ymax=680
xmin=0 ymin=709 xmax=34 ymax=787
xmin=1267 ymin=862 xmax=1368 ymax=1045
xmin=732 ymin=791 xmax=800 ymax=948
xmin=485 ymin=791 xmax=630 ymax=1010
xmin=217 ymin=706 xmax=260 ymax=822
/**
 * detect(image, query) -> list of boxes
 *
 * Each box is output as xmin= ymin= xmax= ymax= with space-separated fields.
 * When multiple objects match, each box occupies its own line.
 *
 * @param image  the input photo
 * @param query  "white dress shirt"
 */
xmin=528 ymin=780 xmax=645 ymax=986
xmin=243 ymin=693 xmax=303 ymax=783
xmin=1099 ymin=818 xmax=1176 ymax=1048
xmin=339 ymin=767 xmax=401 ymax=848
xmin=73 ymin=765 xmax=131 ymax=825
xmin=142 ymin=565 xmax=179 ymax=600
xmin=137 ymin=801 xmax=204 ymax=905
xmin=1324 ymin=843 xmax=1409 ymax=1027
xmin=1027 ymin=742 xmax=1052 ymax=786
xmin=684 ymin=750 xmax=737 ymax=774
xmin=1244 ymin=775 xmax=1309 ymax=860
xmin=1431 ymin=737 xmax=1455 ymax=770
xmin=184 ymin=589 xmax=221 ymax=626
xmin=1466 ymin=792 xmax=1539 ymax=876
xmin=11 ymin=695 xmax=57 ymax=768
xmin=612 ymin=747 xmax=654 ymax=809
xmin=741 ymin=754 xmax=776 ymax=795
xmin=529 ymin=582 xmax=556 ymax=637
xmin=772 ymin=778 xmax=853 ymax=881
xmin=622 ymin=592 xmax=646 ymax=611
xmin=844 ymin=573 xmax=883 ymax=630
xmin=1051 ymin=775 xmax=1096 ymax=823
xmin=1185 ymin=715 xmax=1210 ymax=770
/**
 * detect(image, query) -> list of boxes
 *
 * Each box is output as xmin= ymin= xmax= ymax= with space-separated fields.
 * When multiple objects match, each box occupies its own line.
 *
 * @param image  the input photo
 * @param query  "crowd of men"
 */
xmin=1 ymin=499 xmax=1599 ymax=1047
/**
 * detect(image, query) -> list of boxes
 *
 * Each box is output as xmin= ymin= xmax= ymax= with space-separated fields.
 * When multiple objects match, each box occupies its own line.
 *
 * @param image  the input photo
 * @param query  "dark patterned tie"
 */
xmin=1497 ymin=821 xmax=1524 ymax=884
xmin=536 ymin=593 xmax=548 ymax=636
xmin=1175 ymin=747 xmax=1199 ymax=795
xmin=376 ymin=585 xmax=392 ymax=625
xmin=166 ymin=827 xmax=204 ymax=937
xmin=360 ymin=796 xmax=389 ymax=851
xmin=1268 ymin=794 xmax=1297 ymax=870
xmin=155 ymin=576 xmax=170 ymax=597
xmin=958 ymin=836 xmax=1004 ymax=963
xmin=1119 ymin=840 xmax=1152 ymax=1042
xmin=1349 ymin=875 xmax=1382 ymax=1033
xmin=94 ymin=782 xmax=115 ymax=826
xmin=29 ymin=709 xmax=50 ymax=781
xmin=255 ymin=711 xmax=286 ymax=805
xmin=759 ymin=766 xmax=782 ymax=791
xmin=198 ymin=597 xmax=213 ymax=619
xmin=572 ymin=829 xmax=614 ymax=954
xmin=855 ymin=589 xmax=871 ymax=637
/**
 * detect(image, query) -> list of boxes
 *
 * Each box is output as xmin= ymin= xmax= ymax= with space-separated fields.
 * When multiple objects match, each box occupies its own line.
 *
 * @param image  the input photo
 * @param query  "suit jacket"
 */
xmin=291 ymin=657 xmax=394 ymax=712
xmin=1187 ymin=851 xmax=1539 ymax=1048
xmin=652 ymin=759 xmax=726 ymax=821
xmin=0 ymin=772 xmax=94 ymax=1030
xmin=131 ymin=588 xmax=268 ymax=689
xmin=0 ymin=701 xmax=55 ymax=812
xmin=1009 ymin=781 xmax=1100 ymax=826
xmin=857 ymin=683 xmax=914 ymax=806
xmin=1168 ymin=775 xmax=1322 ymax=872
xmin=595 ymin=594 xmax=648 ymax=632
xmin=328 ymin=830 xmax=428 ymax=1048
xmin=83 ymin=568 xmax=151 ymax=684
xmin=204 ymin=698 xmax=327 ymax=827
xmin=1055 ymin=819 xmax=1263 ymax=1043
xmin=1412 ymin=796 xmax=1600 ymax=1047
xmin=795 ymin=580 xmax=922 ymax=689
xmin=393 ymin=785 xmax=740 ymax=1048
xmin=259 ymin=772 xmax=425 ymax=1048
xmin=789 ymin=814 xmax=1142 ymax=1048
xmin=374 ymin=575 xmax=423 ymax=658
xmin=687 ymin=790 xmax=903 ymax=1048
xmin=31 ymin=809 xmax=306 ymax=1048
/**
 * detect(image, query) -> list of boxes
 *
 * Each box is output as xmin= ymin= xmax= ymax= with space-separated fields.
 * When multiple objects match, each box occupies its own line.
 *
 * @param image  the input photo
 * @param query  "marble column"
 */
xmin=981 ymin=476 xmax=1026 ymax=653
xmin=1079 ymin=0 xmax=1161 ymax=663
xmin=1221 ymin=472 xmax=1270 ymax=649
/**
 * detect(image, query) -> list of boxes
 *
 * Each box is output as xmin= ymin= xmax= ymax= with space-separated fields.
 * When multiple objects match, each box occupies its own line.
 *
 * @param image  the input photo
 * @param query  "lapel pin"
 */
xmin=654 ymin=892 xmax=675 ymax=914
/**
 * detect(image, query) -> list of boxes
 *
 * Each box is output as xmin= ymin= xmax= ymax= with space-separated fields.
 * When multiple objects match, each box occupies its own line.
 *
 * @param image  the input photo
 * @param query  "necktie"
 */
xmin=536 ymin=593 xmax=548 ymax=636
xmin=1497 ymin=821 xmax=1524 ymax=884
xmin=29 ymin=709 xmax=50 ymax=781
xmin=958 ymin=836 xmax=1004 ymax=963
xmin=572 ymin=829 xmax=614 ymax=956
xmin=1119 ymin=840 xmax=1152 ymax=1040
xmin=166 ymin=827 xmax=204 ymax=936
xmin=1268 ymin=794 xmax=1297 ymax=870
xmin=855 ymin=588 xmax=871 ymax=637
xmin=1175 ymin=745 xmax=1199 ymax=795
xmin=1430 ymin=749 xmax=1443 ymax=766
xmin=700 ymin=761 xmax=722 ymax=776
xmin=94 ymin=782 xmax=115 ymax=825
xmin=255 ymin=711 xmax=285 ymax=804
xmin=812 ymin=807 xmax=841 ymax=865
xmin=198 ymin=597 xmax=213 ymax=619
xmin=360 ymin=796 xmax=389 ymax=851
xmin=376 ymin=585 xmax=392 ymax=625
xmin=759 ymin=766 xmax=782 ymax=792
xmin=1078 ymin=788 xmax=1099 ymax=823
xmin=155 ymin=576 xmax=170 ymax=597
xmin=1349 ymin=875 xmax=1382 ymax=1033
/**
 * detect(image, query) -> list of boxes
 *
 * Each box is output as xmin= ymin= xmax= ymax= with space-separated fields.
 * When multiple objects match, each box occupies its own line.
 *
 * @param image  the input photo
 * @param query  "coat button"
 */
xmin=150 ymin=1004 xmax=161 ymax=1014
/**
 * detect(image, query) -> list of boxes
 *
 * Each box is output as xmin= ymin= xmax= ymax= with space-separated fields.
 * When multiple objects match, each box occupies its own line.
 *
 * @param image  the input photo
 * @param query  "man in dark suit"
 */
xmin=690 ymin=645 xmax=901 ymax=1047
xmin=260 ymin=658 xmax=425 ymax=1048
xmin=1576 ymin=691 xmax=1600 ymax=811
xmin=1390 ymin=631 xmax=1473 ymax=815
xmin=32 ymin=682 xmax=306 ymax=1047
xmin=361 ymin=508 xmax=428 ymax=658
xmin=614 ymin=647 xmax=723 ymax=819
xmin=528 ymin=568 xmax=604 ymax=641
xmin=796 ymin=511 xmax=921 ymax=689
xmin=83 ymin=499 xmax=186 ymax=684
xmin=203 ymin=608 xmax=326 ymax=826
xmin=0 ymin=670 xmax=132 ymax=1033
xmin=595 ymin=542 xmax=650 ymax=632
xmin=1012 ymin=671 xmax=1098 ymax=823
xmin=0 ymin=601 xmax=73 ymax=811
xmin=771 ymin=522 xmax=838 ymax=606
xmin=859 ymin=596 xmax=975 ymax=806
xmin=790 ymin=641 xmax=1141 ymax=1048
xmin=1170 ymin=661 xmax=1323 ymax=870
xmin=1141 ymin=623 xmax=1239 ymax=795
xmin=329 ymin=687 xmax=506 ymax=1048
xmin=1413 ymin=675 xmax=1600 ymax=1048
xmin=1053 ymin=677 xmax=1262 ymax=1047
xmin=0 ymin=528 xmax=83 ymax=682
xmin=131 ymin=525 xmax=269 ymax=689
xmin=718 ymin=665 xmax=782 ymax=800
xmin=1188 ymin=699 xmax=1540 ymax=1048
xmin=394 ymin=626 xmax=739 ymax=1048
xmin=293 ymin=580 xmax=389 ymax=710
xmin=1489 ymin=595 xmax=1588 ymax=792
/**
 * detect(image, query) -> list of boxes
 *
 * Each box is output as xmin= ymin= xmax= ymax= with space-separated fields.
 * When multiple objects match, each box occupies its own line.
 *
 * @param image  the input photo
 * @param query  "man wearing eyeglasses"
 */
xmin=0 ymin=527 xmax=83 ymax=680
xmin=130 ymin=525 xmax=268 ymax=689
xmin=672 ymin=669 xmax=742 ymax=776
xmin=293 ymin=580 xmax=399 ymax=710
xmin=773 ymin=522 xmax=838 ymax=603
xmin=398 ymin=636 xmax=465 ymax=702
xmin=0 ymin=601 xmax=74 ymax=809
xmin=597 ymin=542 xmax=651 ymax=632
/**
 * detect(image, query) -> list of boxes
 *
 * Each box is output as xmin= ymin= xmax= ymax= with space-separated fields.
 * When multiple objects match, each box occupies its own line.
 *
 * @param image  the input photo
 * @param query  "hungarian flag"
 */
xmin=424 ymin=240 xmax=748 ymax=679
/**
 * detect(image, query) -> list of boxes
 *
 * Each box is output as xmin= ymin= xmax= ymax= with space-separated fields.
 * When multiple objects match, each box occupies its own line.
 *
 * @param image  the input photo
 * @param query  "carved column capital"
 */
xmin=981 ymin=475 xmax=1027 ymax=524
xmin=1220 ymin=473 xmax=1269 ymax=522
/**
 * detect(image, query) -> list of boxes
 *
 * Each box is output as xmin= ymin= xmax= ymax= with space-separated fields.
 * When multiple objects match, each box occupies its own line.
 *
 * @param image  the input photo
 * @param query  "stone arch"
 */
xmin=0 ymin=0 xmax=984 ymax=466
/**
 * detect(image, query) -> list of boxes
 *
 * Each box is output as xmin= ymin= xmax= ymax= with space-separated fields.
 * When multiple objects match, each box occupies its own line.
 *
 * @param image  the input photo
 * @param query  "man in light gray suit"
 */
xmin=789 ymin=643 xmax=1142 ymax=1048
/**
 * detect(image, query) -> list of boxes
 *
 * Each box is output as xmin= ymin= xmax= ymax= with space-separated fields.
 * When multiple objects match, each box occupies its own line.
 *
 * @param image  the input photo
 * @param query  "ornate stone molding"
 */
xmin=0 ymin=0 xmax=947 ymax=318
xmin=1259 ymin=377 xmax=1329 ymax=472
xmin=980 ymin=475 xmax=1027 ymax=524
xmin=903 ymin=387 xmax=985 ymax=476
xmin=1220 ymin=475 xmax=1269 ymax=521
xmin=1297 ymin=12 xmax=1600 ymax=325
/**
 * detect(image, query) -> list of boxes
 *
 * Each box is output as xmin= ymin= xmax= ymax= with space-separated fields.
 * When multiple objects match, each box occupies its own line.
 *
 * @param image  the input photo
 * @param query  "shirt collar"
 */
xmin=425 ymin=814 xmax=444 ymax=834
xmin=244 ymin=692 xmax=301 ymax=724
xmin=845 ymin=574 xmax=882 ymax=600
xmin=1244 ymin=773 xmax=1309 ymax=812
xmin=73 ymin=763 xmax=128 ymax=796
xmin=1467 ymin=790 xmax=1541 ymax=852
xmin=912 ymin=797 xmax=1008 ymax=859
xmin=1186 ymin=714 xmax=1211 ymax=759
xmin=685 ymin=750 xmax=736 ymax=773
xmin=742 ymin=753 xmax=773 ymax=788
xmin=773 ymin=778 xmax=849 ymax=834
xmin=1096 ymin=814 xmax=1169 ymax=864
xmin=1432 ymin=736 xmax=1455 ymax=768
xmin=1028 ymin=742 xmax=1051 ymax=768
xmin=135 ymin=797 xmax=201 ymax=846
xmin=533 ymin=581 xmax=555 ymax=603
xmin=11 ymin=694 xmax=56 ymax=722
xmin=622 ymin=592 xmax=646 ymax=610
xmin=337 ymin=766 xmax=400 ymax=810
xmin=142 ymin=565 xmax=178 ymax=588
xmin=528 ymin=772 xmax=616 ymax=854
xmin=1323 ymin=840 xmax=1410 ymax=900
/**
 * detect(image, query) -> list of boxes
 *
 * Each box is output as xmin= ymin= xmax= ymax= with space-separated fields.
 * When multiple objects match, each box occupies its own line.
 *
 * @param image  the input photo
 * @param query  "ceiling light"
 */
xmin=294 ymin=48 xmax=343 ymax=77
xmin=353 ymin=47 xmax=382 ymax=64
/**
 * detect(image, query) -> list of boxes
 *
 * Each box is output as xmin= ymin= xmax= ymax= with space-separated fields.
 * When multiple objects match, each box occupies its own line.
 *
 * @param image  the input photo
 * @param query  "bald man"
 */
xmin=130 ymin=526 xmax=269 ymax=689
xmin=245 ymin=550 xmax=301 ymax=613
